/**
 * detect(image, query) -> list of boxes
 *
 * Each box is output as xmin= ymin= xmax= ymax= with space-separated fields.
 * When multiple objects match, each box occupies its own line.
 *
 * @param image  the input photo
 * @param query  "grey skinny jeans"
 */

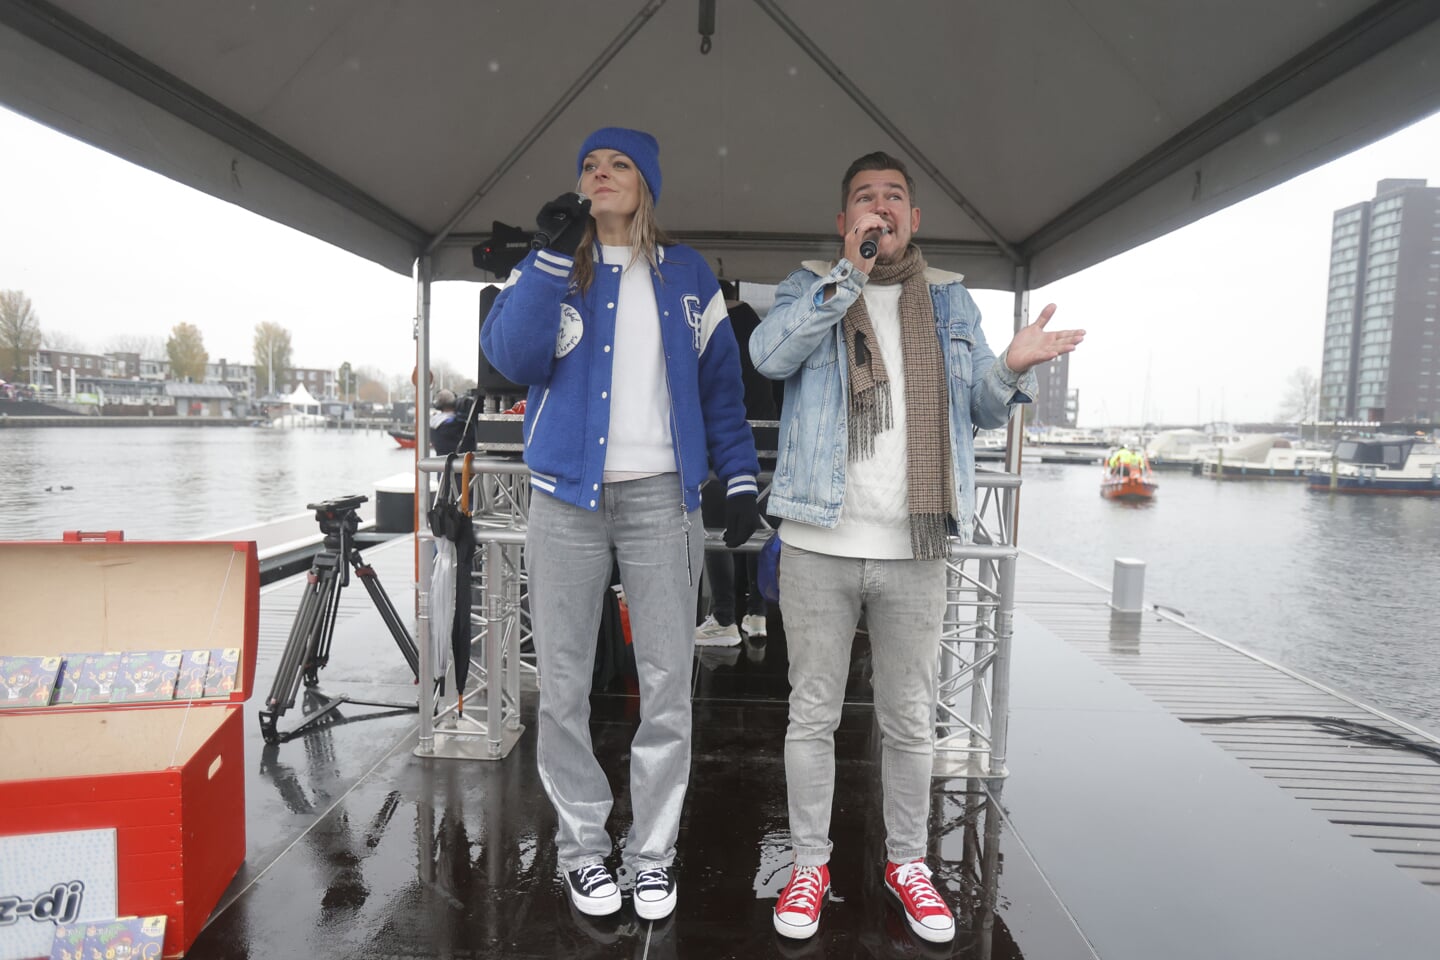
xmin=526 ymin=474 xmax=703 ymax=874
xmin=778 ymin=542 xmax=947 ymax=866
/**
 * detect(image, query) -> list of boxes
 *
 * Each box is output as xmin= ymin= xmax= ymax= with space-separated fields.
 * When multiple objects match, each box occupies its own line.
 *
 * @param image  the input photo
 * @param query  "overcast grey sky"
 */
xmin=4 ymin=104 xmax=1440 ymax=424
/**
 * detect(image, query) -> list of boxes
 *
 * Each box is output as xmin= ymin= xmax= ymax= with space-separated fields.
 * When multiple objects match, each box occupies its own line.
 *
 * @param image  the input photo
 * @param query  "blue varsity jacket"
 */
xmin=479 ymin=242 xmax=759 ymax=514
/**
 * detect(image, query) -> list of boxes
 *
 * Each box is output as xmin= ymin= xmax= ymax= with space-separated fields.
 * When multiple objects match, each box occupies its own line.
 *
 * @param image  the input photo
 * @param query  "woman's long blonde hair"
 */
xmin=571 ymin=171 xmax=672 ymax=293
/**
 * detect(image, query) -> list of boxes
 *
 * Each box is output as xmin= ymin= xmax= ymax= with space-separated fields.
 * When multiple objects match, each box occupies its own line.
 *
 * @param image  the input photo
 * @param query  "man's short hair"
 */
xmin=840 ymin=151 xmax=917 ymax=210
xmin=435 ymin=389 xmax=456 ymax=410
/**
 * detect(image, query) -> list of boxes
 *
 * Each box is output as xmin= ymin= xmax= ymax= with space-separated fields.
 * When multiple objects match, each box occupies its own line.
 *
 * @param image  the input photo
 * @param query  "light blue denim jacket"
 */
xmin=749 ymin=257 xmax=1036 ymax=544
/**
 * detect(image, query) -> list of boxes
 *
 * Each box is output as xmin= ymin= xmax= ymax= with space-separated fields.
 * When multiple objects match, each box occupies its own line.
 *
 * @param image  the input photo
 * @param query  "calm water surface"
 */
xmin=2 ymin=427 xmax=1436 ymax=733
xmin=0 ymin=425 xmax=410 ymax=540
xmin=1017 ymin=461 xmax=1440 ymax=734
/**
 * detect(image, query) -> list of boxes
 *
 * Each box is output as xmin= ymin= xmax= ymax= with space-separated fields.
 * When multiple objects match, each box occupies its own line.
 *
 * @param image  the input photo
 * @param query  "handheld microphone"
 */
xmin=532 ymin=192 xmax=589 ymax=250
xmin=858 ymin=226 xmax=889 ymax=259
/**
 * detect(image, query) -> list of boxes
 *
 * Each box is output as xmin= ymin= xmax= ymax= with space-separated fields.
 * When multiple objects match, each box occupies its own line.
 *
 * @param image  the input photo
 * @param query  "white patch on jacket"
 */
xmin=555 ymin=304 xmax=583 ymax=357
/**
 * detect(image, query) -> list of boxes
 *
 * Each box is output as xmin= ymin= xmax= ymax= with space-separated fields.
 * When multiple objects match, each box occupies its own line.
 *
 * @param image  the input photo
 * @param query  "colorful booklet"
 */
xmin=202 ymin=647 xmax=241 ymax=697
xmin=63 ymin=914 xmax=166 ymax=960
xmin=173 ymin=648 xmax=211 ymax=699
xmin=0 ymin=655 xmax=63 ymax=708
xmin=48 ymin=921 xmax=86 ymax=960
xmin=51 ymin=653 xmax=87 ymax=705
xmin=110 ymin=650 xmax=184 ymax=703
xmin=71 ymin=653 xmax=122 ymax=704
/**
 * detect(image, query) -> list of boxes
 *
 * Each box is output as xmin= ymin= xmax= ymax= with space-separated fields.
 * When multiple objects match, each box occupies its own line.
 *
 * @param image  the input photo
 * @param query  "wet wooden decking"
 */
xmin=1014 ymin=552 xmax=1440 ymax=891
xmin=187 ymin=534 xmax=1440 ymax=959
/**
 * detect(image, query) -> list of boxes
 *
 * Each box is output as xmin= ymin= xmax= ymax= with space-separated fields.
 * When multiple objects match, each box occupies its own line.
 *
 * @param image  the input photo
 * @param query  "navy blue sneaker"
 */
xmin=633 ymin=866 xmax=677 ymax=920
xmin=567 ymin=862 xmax=622 ymax=916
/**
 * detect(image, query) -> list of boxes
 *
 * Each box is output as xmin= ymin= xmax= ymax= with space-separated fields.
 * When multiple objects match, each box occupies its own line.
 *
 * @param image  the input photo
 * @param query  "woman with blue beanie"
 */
xmin=481 ymin=126 xmax=761 ymax=922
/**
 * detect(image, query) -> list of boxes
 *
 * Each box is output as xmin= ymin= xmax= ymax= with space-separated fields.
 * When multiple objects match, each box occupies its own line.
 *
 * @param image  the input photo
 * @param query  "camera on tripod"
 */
xmin=260 ymin=491 xmax=419 ymax=744
xmin=308 ymin=494 xmax=367 ymax=521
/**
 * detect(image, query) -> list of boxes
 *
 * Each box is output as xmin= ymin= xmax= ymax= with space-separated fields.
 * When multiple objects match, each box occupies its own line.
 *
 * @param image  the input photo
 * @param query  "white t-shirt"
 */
xmin=600 ymin=244 xmax=674 ymax=480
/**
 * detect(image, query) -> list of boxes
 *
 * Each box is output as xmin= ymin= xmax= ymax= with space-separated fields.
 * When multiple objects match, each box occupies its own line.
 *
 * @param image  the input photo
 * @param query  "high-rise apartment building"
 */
xmin=1031 ymin=352 xmax=1075 ymax=426
xmin=1319 ymin=179 xmax=1440 ymax=423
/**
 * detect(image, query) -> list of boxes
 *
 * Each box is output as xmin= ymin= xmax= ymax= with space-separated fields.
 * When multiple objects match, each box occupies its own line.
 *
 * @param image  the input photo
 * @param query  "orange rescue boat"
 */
xmin=1101 ymin=455 xmax=1158 ymax=501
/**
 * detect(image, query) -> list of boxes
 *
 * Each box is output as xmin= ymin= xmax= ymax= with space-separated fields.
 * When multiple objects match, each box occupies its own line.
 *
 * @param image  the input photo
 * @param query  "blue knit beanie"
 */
xmin=576 ymin=127 xmax=662 ymax=205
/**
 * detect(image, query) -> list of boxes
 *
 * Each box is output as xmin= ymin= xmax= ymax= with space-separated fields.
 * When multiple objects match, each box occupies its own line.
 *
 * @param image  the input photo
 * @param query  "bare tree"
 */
xmin=389 ymin=371 xmax=415 ymax=403
xmin=105 ymin=333 xmax=165 ymax=359
xmin=429 ymin=359 xmax=476 ymax=394
xmin=1277 ymin=367 xmax=1319 ymax=424
xmin=0 ymin=289 xmax=42 ymax=383
xmin=253 ymin=321 xmax=293 ymax=397
xmin=166 ymin=322 xmax=209 ymax=381
xmin=42 ymin=330 xmax=89 ymax=353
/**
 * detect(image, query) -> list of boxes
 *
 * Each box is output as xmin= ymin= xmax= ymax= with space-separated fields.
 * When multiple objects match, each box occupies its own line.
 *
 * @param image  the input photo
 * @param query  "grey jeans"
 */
xmin=526 ymin=474 xmax=703 ymax=873
xmin=778 ymin=542 xmax=947 ymax=866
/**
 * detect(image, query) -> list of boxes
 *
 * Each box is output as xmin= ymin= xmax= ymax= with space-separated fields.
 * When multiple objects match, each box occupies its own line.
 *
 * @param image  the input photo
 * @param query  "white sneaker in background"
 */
xmin=694 ymin=615 xmax=741 ymax=646
xmin=741 ymin=614 xmax=768 ymax=638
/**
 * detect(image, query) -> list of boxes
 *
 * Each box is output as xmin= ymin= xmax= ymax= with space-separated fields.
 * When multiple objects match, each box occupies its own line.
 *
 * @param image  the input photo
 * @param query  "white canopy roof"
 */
xmin=280 ymin=383 xmax=320 ymax=408
xmin=2 ymin=1 xmax=1439 ymax=290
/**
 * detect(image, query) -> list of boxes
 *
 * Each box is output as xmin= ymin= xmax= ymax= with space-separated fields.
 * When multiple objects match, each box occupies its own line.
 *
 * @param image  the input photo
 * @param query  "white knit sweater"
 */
xmin=782 ymin=282 xmax=914 ymax=559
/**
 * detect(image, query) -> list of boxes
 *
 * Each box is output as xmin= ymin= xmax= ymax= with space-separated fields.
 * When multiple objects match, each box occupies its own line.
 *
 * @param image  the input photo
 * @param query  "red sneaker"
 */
xmin=884 ymin=860 xmax=955 ymax=943
xmin=773 ymin=863 xmax=830 ymax=940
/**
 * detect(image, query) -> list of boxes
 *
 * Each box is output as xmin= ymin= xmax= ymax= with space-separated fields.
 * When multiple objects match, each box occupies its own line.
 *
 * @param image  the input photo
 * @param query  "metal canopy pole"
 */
xmin=414 ymin=255 xmax=434 ymax=753
xmin=1005 ymin=264 xmax=1029 ymax=542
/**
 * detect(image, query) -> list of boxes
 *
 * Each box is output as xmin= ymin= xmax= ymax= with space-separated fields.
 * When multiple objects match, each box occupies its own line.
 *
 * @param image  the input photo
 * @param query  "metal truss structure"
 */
xmin=415 ymin=457 xmax=1019 ymax=779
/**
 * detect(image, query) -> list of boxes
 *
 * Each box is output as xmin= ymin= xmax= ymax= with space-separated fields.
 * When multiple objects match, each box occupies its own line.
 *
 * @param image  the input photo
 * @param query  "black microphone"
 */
xmin=532 ymin=192 xmax=589 ymax=250
xmin=858 ymin=227 xmax=888 ymax=259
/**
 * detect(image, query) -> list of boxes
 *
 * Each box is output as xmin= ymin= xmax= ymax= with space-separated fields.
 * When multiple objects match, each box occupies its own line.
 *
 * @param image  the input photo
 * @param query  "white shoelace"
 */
xmin=779 ymin=866 xmax=825 ymax=912
xmin=892 ymin=861 xmax=945 ymax=909
xmin=574 ymin=863 xmax=613 ymax=894
xmin=635 ymin=868 xmax=670 ymax=895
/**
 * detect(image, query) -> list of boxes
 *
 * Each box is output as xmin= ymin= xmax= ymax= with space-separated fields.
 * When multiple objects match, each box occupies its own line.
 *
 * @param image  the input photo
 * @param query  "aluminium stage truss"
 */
xmin=413 ymin=456 xmax=1018 ymax=780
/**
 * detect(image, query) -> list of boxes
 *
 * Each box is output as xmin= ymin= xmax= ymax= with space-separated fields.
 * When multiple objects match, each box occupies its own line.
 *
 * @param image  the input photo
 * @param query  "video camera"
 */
xmin=472 ymin=221 xmax=532 ymax=280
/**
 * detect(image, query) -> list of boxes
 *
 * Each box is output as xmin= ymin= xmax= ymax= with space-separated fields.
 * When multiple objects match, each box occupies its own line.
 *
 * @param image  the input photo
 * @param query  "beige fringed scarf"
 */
xmin=843 ymin=245 xmax=951 ymax=560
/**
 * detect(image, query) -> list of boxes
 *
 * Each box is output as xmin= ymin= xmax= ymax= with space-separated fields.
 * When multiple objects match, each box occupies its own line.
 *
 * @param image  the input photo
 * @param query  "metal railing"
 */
xmin=412 ymin=455 xmax=1018 ymax=779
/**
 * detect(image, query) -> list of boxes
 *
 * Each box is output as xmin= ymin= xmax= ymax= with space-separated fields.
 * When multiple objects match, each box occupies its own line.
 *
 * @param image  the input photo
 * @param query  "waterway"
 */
xmin=0 ymin=424 xmax=407 ymax=540
xmin=1018 ymin=460 xmax=1440 ymax=735
xmin=2 ymin=426 xmax=1437 ymax=733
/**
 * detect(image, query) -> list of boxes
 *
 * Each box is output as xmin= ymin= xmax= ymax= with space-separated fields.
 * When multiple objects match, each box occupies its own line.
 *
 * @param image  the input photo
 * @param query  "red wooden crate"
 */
xmin=0 ymin=535 xmax=258 ymax=958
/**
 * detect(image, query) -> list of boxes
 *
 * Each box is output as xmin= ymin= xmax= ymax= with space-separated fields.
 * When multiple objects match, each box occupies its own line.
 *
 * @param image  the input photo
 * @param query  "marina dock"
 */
xmin=181 ymin=530 xmax=1440 ymax=959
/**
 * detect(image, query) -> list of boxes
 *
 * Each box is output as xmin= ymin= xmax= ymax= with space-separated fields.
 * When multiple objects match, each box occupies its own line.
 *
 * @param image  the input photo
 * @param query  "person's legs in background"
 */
xmin=739 ymin=551 xmax=768 ymax=639
xmin=695 ymin=477 xmax=741 ymax=646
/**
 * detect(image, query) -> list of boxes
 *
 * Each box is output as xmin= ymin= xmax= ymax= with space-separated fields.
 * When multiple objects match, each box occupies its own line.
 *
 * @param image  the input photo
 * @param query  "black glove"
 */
xmin=723 ymin=492 xmax=761 ymax=548
xmin=534 ymin=193 xmax=591 ymax=257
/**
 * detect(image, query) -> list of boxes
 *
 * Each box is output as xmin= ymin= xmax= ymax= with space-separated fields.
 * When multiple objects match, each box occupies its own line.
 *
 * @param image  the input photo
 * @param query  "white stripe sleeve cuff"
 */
xmin=535 ymin=249 xmax=574 ymax=278
xmin=726 ymin=474 xmax=759 ymax=497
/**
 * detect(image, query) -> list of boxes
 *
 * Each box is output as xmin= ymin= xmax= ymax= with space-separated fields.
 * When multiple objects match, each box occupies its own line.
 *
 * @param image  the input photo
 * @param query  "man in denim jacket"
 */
xmin=751 ymin=151 xmax=1084 ymax=945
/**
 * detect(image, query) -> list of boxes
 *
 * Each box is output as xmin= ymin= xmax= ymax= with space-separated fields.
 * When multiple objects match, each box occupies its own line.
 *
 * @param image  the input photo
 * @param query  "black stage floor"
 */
xmin=191 ymin=538 xmax=1089 ymax=960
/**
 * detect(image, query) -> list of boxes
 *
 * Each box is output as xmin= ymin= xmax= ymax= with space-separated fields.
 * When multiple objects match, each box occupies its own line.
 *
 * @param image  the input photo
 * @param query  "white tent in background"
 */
xmin=274 ymin=383 xmax=326 ymax=427
xmin=280 ymin=383 xmax=322 ymax=416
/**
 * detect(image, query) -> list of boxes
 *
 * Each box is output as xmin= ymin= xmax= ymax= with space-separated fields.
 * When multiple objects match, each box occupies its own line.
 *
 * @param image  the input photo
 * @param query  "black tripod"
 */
xmin=259 ymin=495 xmax=420 ymax=744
